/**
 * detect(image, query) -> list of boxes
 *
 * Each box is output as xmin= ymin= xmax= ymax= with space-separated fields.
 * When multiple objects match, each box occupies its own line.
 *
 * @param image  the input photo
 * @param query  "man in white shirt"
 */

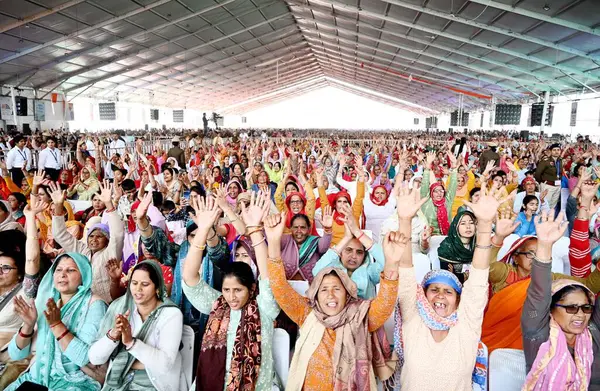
xmin=109 ymin=133 xmax=126 ymax=157
xmin=37 ymin=136 xmax=62 ymax=181
xmin=6 ymin=135 xmax=32 ymax=186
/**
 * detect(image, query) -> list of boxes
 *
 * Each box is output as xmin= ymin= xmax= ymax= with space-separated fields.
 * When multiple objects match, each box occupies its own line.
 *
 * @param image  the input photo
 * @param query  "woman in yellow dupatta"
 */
xmin=32 ymin=185 xmax=81 ymax=258
xmin=66 ymin=166 xmax=100 ymax=201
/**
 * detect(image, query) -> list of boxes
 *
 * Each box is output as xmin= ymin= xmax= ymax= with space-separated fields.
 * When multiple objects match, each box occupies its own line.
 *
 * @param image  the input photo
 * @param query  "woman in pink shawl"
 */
xmin=225 ymin=180 xmax=243 ymax=208
xmin=521 ymin=211 xmax=596 ymax=390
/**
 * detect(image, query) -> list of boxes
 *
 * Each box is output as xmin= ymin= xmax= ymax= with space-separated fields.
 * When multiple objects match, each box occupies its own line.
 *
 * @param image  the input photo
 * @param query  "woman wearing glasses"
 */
xmin=482 ymin=181 xmax=600 ymax=356
xmin=521 ymin=210 xmax=598 ymax=389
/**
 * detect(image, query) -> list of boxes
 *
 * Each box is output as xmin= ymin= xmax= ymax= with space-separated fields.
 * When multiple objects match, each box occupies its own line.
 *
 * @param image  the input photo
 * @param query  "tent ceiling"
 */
xmin=0 ymin=0 xmax=599 ymax=114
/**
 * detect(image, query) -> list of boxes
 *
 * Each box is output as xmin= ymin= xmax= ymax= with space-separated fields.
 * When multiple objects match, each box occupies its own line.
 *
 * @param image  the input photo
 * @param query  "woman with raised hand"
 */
xmin=420 ymin=151 xmax=459 ymax=235
xmin=66 ymin=166 xmax=101 ymax=201
xmin=521 ymin=210 xmax=597 ymax=389
xmin=5 ymin=220 xmax=107 ymax=390
xmin=389 ymin=183 xmax=502 ymax=391
xmin=51 ymin=180 xmax=124 ymax=304
xmin=266 ymin=208 xmax=401 ymax=390
xmin=182 ymin=192 xmax=280 ymax=390
xmin=312 ymin=203 xmax=384 ymax=299
xmin=89 ymin=260 xmax=185 ymax=391
xmin=317 ymin=157 xmax=366 ymax=246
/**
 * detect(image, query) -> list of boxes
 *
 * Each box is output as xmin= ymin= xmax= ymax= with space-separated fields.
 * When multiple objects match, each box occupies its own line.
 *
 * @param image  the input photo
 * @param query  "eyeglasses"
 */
xmin=554 ymin=303 xmax=594 ymax=314
xmin=289 ymin=200 xmax=304 ymax=205
xmin=514 ymin=251 xmax=535 ymax=259
xmin=0 ymin=265 xmax=17 ymax=274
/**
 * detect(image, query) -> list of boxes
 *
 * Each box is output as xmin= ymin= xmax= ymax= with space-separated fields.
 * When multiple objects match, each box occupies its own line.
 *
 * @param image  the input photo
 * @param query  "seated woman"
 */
xmin=437 ymin=210 xmax=476 ymax=283
xmin=266 ymin=208 xmax=400 ymax=390
xmin=7 ymin=193 xmax=27 ymax=227
xmin=449 ymin=165 xmax=475 ymax=219
xmin=67 ymin=166 xmax=101 ymax=201
xmin=75 ymin=192 xmax=106 ymax=225
xmin=521 ymin=210 xmax=597 ymax=389
xmin=317 ymin=166 xmax=365 ymax=246
xmin=514 ymin=194 xmax=539 ymax=236
xmin=35 ymin=183 xmax=78 ymax=257
xmin=90 ymin=261 xmax=186 ymax=391
xmin=313 ymin=204 xmax=383 ymax=299
xmin=0 ymin=201 xmax=24 ymax=232
xmin=0 ymin=229 xmax=29 ymax=349
xmin=182 ymin=193 xmax=280 ymax=390
xmin=482 ymin=184 xmax=600 ymax=355
xmin=364 ymin=183 xmax=398 ymax=244
xmin=390 ymin=184 xmax=498 ymax=391
xmin=5 ymin=249 xmax=107 ymax=391
xmin=132 ymin=192 xmax=180 ymax=296
xmin=51 ymin=181 xmax=123 ymax=304
xmin=280 ymin=210 xmax=332 ymax=284
xmin=420 ymin=152 xmax=458 ymax=235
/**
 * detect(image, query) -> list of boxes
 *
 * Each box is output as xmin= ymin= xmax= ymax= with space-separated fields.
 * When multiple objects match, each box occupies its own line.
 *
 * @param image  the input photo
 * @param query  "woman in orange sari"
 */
xmin=482 ymin=196 xmax=600 ymax=354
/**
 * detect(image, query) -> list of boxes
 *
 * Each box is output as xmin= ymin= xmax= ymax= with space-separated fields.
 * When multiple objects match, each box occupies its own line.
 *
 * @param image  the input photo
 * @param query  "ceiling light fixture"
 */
xmin=543 ymin=4 xmax=550 ymax=11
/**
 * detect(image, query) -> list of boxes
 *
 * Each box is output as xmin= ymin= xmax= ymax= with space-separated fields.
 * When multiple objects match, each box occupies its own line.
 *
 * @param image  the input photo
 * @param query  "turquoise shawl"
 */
xmin=33 ymin=252 xmax=95 ymax=387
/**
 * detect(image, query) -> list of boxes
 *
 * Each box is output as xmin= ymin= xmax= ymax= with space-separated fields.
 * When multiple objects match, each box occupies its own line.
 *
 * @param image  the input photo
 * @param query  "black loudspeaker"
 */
xmin=520 ymin=130 xmax=529 ymax=141
xmin=22 ymin=124 xmax=31 ymax=134
xmin=16 ymin=97 xmax=27 ymax=116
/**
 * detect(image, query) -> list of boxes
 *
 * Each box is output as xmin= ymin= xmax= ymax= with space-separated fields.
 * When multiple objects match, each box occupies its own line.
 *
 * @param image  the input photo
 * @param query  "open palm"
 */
xmin=535 ymin=211 xmax=567 ymax=244
xmin=395 ymin=183 xmax=428 ymax=220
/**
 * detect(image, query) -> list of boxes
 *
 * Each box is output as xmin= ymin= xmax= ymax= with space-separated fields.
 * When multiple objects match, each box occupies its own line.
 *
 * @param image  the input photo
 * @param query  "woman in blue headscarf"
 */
xmin=5 ymin=252 xmax=108 ymax=391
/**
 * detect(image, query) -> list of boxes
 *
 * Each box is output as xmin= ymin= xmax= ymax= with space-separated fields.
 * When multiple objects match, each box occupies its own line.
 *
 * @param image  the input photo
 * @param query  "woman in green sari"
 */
xmin=5 ymin=252 xmax=108 ymax=391
xmin=437 ymin=209 xmax=477 ymax=283
xmin=90 ymin=261 xmax=186 ymax=391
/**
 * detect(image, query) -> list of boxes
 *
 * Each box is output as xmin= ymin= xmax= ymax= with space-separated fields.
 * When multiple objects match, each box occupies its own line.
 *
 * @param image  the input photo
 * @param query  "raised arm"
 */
xmin=265 ymin=212 xmax=310 ymax=325
xmin=569 ymin=180 xmax=597 ymax=278
xmin=182 ymin=195 xmax=221 ymax=286
xmin=521 ymin=210 xmax=567 ymax=369
xmin=214 ymin=184 xmax=246 ymax=235
xmin=23 ymin=195 xmax=48 ymax=295
xmin=49 ymin=181 xmax=85 ymax=253
xmin=239 ymin=190 xmax=271 ymax=279
xmin=394 ymin=184 xmax=428 ymax=321
xmin=135 ymin=191 xmax=155 ymax=239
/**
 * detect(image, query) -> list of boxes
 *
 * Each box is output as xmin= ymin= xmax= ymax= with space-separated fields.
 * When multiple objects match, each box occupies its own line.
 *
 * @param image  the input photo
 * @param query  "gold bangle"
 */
xmin=267 ymin=257 xmax=283 ymax=263
xmin=246 ymin=227 xmax=263 ymax=236
xmin=192 ymin=243 xmax=206 ymax=251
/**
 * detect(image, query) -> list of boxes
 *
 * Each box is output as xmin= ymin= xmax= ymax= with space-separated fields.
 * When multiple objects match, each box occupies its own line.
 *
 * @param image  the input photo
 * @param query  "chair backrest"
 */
xmin=413 ymin=253 xmax=432 ymax=282
xmin=180 ymin=325 xmax=195 ymax=388
xmin=488 ymin=348 xmax=527 ymax=391
xmin=272 ymin=328 xmax=291 ymax=388
xmin=288 ymin=280 xmax=309 ymax=297
xmin=427 ymin=235 xmax=446 ymax=270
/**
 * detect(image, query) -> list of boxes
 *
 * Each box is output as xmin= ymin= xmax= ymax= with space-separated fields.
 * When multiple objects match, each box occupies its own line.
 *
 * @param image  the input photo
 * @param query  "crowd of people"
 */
xmin=0 ymin=127 xmax=596 ymax=391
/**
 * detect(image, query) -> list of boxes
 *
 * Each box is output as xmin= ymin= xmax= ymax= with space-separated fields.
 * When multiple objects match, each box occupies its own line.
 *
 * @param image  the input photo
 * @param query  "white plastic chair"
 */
xmin=488 ymin=349 xmax=526 ymax=391
xmin=67 ymin=200 xmax=92 ymax=213
xmin=180 ymin=325 xmax=195 ymax=388
xmin=427 ymin=235 xmax=446 ymax=270
xmin=288 ymin=280 xmax=309 ymax=297
xmin=413 ymin=253 xmax=432 ymax=282
xmin=272 ymin=328 xmax=290 ymax=388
